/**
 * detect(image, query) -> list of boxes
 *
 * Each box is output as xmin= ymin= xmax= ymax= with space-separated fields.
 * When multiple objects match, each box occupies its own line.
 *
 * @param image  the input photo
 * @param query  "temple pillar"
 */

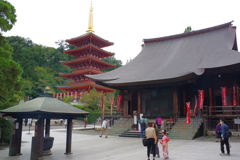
xmin=209 ymin=88 xmax=213 ymax=106
xmin=45 ymin=119 xmax=50 ymax=137
xmin=173 ymin=89 xmax=178 ymax=115
xmin=137 ymin=92 xmax=141 ymax=119
xmin=65 ymin=118 xmax=73 ymax=155
xmin=183 ymin=90 xmax=186 ymax=115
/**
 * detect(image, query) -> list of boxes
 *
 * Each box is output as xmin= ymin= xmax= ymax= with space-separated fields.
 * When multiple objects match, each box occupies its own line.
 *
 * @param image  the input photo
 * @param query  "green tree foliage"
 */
xmin=0 ymin=0 xmax=23 ymax=109
xmin=184 ymin=26 xmax=192 ymax=33
xmin=6 ymin=36 xmax=75 ymax=98
xmin=103 ymin=56 xmax=122 ymax=72
xmin=0 ymin=117 xmax=13 ymax=145
xmin=79 ymin=88 xmax=114 ymax=111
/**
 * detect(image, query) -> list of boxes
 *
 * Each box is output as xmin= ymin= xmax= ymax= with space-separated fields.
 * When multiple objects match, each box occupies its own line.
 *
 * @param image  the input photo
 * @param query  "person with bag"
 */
xmin=215 ymin=121 xmax=221 ymax=142
xmin=150 ymin=123 xmax=160 ymax=158
xmin=145 ymin=122 xmax=157 ymax=160
xmin=140 ymin=119 xmax=146 ymax=138
xmin=219 ymin=118 xmax=230 ymax=156
xmin=99 ymin=118 xmax=108 ymax=138
xmin=160 ymin=130 xmax=170 ymax=159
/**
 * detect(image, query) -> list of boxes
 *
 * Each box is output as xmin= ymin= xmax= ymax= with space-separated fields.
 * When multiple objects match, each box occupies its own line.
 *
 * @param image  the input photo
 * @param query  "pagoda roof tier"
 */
xmin=56 ymin=83 xmax=115 ymax=93
xmin=60 ymin=56 xmax=116 ymax=69
xmin=64 ymin=44 xmax=115 ymax=58
xmin=59 ymin=69 xmax=103 ymax=78
xmin=86 ymin=22 xmax=240 ymax=87
xmin=66 ymin=33 xmax=114 ymax=48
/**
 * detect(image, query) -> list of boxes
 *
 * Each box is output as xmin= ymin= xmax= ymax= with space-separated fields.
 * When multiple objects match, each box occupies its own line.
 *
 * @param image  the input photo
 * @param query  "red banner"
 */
xmin=71 ymin=92 xmax=74 ymax=96
xmin=110 ymin=97 xmax=114 ymax=117
xmin=221 ymin=87 xmax=227 ymax=106
xmin=193 ymin=96 xmax=198 ymax=117
xmin=79 ymin=92 xmax=83 ymax=99
xmin=56 ymin=93 xmax=59 ymax=99
xmin=74 ymin=91 xmax=78 ymax=99
xmin=67 ymin=92 xmax=70 ymax=96
xmin=233 ymin=86 xmax=237 ymax=106
xmin=101 ymin=95 xmax=105 ymax=110
xmin=185 ymin=102 xmax=191 ymax=124
xmin=117 ymin=95 xmax=122 ymax=112
xmin=59 ymin=93 xmax=63 ymax=100
xmin=198 ymin=90 xmax=204 ymax=109
xmin=63 ymin=92 xmax=66 ymax=98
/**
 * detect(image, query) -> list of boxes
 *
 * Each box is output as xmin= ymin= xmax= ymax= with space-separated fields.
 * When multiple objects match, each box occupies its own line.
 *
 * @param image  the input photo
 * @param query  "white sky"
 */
xmin=4 ymin=0 xmax=240 ymax=64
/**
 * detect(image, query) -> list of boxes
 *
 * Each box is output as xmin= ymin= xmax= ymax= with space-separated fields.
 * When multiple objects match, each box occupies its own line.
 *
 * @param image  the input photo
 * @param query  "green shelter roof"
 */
xmin=0 ymin=95 xmax=88 ymax=119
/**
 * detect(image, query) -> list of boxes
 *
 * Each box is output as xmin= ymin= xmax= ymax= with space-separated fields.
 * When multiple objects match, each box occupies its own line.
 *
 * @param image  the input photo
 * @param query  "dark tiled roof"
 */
xmin=87 ymin=22 xmax=240 ymax=86
xmin=0 ymin=97 xmax=88 ymax=115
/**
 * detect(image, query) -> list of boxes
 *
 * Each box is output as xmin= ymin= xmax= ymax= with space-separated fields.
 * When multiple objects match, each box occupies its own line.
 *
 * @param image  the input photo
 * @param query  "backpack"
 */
xmin=227 ymin=131 xmax=232 ymax=138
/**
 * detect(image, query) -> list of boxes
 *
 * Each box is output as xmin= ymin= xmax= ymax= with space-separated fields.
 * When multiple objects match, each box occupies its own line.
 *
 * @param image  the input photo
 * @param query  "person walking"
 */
xmin=64 ymin=119 xmax=67 ymax=129
xmin=145 ymin=122 xmax=157 ymax=160
xmin=219 ymin=118 xmax=230 ymax=156
xmin=160 ymin=130 xmax=170 ymax=159
xmin=84 ymin=117 xmax=88 ymax=128
xmin=156 ymin=117 xmax=162 ymax=131
xmin=99 ymin=118 xmax=108 ymax=138
xmin=140 ymin=119 xmax=146 ymax=138
xmin=150 ymin=123 xmax=160 ymax=158
xmin=215 ymin=121 xmax=221 ymax=142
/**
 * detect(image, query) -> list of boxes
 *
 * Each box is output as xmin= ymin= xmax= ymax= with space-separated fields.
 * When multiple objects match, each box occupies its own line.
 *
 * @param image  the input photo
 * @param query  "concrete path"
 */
xmin=0 ymin=128 xmax=240 ymax=160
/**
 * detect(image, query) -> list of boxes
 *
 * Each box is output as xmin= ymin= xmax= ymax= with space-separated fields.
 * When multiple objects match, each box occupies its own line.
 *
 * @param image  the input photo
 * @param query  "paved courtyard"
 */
xmin=0 ymin=127 xmax=240 ymax=160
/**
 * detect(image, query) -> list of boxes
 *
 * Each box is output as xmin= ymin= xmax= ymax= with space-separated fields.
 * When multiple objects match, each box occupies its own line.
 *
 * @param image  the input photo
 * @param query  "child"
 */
xmin=160 ymin=130 xmax=170 ymax=159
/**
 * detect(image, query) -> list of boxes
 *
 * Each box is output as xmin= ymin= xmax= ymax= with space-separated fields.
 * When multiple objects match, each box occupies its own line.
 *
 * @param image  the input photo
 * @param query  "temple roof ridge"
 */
xmin=144 ymin=21 xmax=233 ymax=43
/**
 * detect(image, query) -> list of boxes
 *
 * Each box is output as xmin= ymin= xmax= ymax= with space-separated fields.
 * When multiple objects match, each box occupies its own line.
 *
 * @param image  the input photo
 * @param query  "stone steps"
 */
xmin=168 ymin=118 xmax=203 ymax=140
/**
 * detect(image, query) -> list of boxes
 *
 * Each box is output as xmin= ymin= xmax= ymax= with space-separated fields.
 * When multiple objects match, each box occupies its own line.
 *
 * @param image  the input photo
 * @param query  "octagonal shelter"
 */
xmin=0 ymin=93 xmax=88 ymax=160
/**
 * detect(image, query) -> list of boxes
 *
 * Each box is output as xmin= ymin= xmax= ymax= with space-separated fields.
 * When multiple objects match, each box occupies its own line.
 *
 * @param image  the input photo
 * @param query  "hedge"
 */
xmin=0 ymin=118 xmax=13 ymax=145
xmin=73 ymin=105 xmax=101 ymax=124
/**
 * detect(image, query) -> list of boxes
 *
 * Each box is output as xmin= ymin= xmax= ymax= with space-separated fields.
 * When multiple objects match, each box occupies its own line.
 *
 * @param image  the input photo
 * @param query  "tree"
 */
xmin=184 ymin=26 xmax=192 ymax=33
xmin=103 ymin=56 xmax=122 ymax=72
xmin=0 ymin=0 xmax=23 ymax=109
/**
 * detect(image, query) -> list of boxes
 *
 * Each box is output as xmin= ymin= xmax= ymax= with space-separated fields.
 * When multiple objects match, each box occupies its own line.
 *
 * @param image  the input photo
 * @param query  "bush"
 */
xmin=0 ymin=118 xmax=13 ymax=145
xmin=73 ymin=105 xmax=101 ymax=124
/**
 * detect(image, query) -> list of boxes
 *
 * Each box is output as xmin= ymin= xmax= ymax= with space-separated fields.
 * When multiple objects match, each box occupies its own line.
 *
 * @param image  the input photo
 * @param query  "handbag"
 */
xmin=142 ymin=138 xmax=148 ymax=147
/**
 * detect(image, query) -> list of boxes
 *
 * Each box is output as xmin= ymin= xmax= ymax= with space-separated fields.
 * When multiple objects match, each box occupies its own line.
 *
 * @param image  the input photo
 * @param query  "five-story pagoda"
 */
xmin=57 ymin=3 xmax=115 ymax=94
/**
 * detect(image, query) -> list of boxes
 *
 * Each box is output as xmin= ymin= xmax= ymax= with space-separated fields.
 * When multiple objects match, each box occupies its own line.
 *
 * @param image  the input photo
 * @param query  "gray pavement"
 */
xmin=0 ymin=127 xmax=240 ymax=160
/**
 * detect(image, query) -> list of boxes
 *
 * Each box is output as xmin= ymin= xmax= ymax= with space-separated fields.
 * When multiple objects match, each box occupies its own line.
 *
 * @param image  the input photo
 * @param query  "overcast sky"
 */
xmin=4 ymin=0 xmax=240 ymax=64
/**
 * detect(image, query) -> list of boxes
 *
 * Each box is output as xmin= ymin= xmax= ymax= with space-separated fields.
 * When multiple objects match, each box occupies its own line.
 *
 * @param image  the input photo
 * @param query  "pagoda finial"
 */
xmin=86 ymin=1 xmax=94 ymax=33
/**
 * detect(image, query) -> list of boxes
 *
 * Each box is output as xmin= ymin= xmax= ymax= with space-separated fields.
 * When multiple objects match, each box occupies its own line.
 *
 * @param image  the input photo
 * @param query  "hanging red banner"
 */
xmin=71 ymin=92 xmax=74 ymax=96
xmin=185 ymin=102 xmax=191 ymax=124
xmin=233 ymin=86 xmax=237 ymax=106
xmin=79 ymin=92 xmax=83 ymax=99
xmin=56 ymin=93 xmax=59 ymax=99
xmin=53 ymin=93 xmax=55 ymax=98
xmin=193 ymin=96 xmax=198 ymax=117
xmin=110 ymin=97 xmax=114 ymax=117
xmin=63 ymin=92 xmax=66 ymax=98
xmin=59 ymin=93 xmax=63 ymax=100
xmin=198 ymin=90 xmax=204 ymax=109
xmin=117 ymin=95 xmax=122 ymax=112
xmin=221 ymin=87 xmax=227 ymax=106
xmin=74 ymin=91 xmax=78 ymax=100
xmin=67 ymin=92 xmax=70 ymax=96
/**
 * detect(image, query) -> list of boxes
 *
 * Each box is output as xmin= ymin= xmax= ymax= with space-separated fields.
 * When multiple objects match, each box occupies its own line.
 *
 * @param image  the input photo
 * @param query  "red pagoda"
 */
xmin=57 ymin=3 xmax=115 ymax=95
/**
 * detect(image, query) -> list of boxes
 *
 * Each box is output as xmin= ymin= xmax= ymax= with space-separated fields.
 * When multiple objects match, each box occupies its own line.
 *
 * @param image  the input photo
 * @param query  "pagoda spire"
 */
xmin=86 ymin=1 xmax=94 ymax=33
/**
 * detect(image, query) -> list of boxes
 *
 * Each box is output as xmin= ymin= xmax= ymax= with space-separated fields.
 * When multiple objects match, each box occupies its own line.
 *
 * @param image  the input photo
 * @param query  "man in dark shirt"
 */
xmin=140 ymin=119 xmax=146 ymax=138
xmin=220 ymin=118 xmax=230 ymax=156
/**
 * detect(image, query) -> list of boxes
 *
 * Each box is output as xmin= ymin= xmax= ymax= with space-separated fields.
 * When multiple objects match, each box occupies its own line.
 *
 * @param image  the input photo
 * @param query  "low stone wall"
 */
xmin=207 ymin=131 xmax=240 ymax=137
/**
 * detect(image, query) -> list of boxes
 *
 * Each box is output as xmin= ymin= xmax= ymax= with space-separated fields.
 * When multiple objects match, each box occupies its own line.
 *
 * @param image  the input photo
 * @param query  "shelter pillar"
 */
xmin=45 ymin=118 xmax=50 ymax=137
xmin=137 ymin=92 xmax=141 ymax=119
xmin=65 ymin=118 xmax=73 ymax=155
xmin=9 ymin=118 xmax=23 ymax=156
xmin=30 ymin=118 xmax=44 ymax=160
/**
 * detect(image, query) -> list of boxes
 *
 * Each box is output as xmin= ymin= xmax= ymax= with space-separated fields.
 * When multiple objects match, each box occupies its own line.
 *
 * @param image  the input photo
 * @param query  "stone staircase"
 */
xmin=168 ymin=118 xmax=203 ymax=140
xmin=107 ymin=117 xmax=134 ymax=135
xmin=119 ymin=130 xmax=163 ymax=139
